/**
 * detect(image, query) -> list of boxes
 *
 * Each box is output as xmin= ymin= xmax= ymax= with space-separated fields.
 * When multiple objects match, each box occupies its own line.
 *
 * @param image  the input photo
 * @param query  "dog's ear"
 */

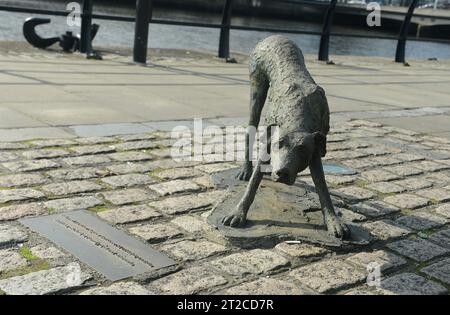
xmin=313 ymin=132 xmax=327 ymax=157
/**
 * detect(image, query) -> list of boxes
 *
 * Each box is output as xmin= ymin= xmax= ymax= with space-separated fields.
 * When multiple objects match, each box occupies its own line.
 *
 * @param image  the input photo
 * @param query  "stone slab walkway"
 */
xmin=0 ymin=44 xmax=449 ymax=141
xmin=0 ymin=118 xmax=449 ymax=295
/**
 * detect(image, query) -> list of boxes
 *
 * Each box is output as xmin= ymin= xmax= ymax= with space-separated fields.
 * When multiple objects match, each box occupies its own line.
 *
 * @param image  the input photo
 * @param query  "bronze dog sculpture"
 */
xmin=221 ymin=35 xmax=350 ymax=239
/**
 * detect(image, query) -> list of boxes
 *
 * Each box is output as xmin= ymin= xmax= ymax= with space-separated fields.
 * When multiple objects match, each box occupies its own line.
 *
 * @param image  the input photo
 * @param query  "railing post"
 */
xmin=80 ymin=0 xmax=93 ymax=54
xmin=395 ymin=0 xmax=419 ymax=63
xmin=134 ymin=0 xmax=152 ymax=64
xmin=218 ymin=0 xmax=233 ymax=59
xmin=318 ymin=0 xmax=337 ymax=62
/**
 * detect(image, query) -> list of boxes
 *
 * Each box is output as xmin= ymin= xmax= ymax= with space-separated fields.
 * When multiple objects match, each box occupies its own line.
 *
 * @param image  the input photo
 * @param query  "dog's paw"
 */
xmin=236 ymin=165 xmax=253 ymax=181
xmin=325 ymin=214 xmax=351 ymax=239
xmin=221 ymin=211 xmax=247 ymax=228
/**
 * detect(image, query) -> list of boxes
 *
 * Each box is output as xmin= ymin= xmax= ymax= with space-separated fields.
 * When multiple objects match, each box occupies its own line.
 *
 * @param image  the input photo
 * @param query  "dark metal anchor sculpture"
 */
xmin=23 ymin=17 xmax=100 ymax=56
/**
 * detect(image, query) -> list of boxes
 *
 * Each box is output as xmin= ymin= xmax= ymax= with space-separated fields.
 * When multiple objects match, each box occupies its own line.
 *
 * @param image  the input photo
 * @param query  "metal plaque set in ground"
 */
xmin=20 ymin=210 xmax=176 ymax=281
xmin=207 ymin=169 xmax=373 ymax=249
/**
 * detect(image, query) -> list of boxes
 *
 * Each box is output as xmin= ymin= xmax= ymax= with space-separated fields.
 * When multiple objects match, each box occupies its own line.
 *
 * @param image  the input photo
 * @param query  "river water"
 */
xmin=1 ymin=0 xmax=450 ymax=59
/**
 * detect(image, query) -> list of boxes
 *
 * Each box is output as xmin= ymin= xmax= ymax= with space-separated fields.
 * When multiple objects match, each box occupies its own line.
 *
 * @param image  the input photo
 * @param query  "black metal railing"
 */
xmin=1 ymin=0 xmax=450 ymax=64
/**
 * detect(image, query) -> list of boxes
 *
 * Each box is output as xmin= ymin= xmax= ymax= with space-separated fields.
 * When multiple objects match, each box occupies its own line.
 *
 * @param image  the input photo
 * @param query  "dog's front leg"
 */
xmin=222 ymin=161 xmax=264 ymax=227
xmin=309 ymin=154 xmax=350 ymax=239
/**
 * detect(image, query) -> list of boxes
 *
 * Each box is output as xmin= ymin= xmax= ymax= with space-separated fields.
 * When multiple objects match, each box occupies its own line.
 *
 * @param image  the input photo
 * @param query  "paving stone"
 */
xmin=0 ymin=152 xmax=20 ymax=162
xmin=288 ymin=259 xmax=366 ymax=294
xmin=116 ymin=134 xmax=156 ymax=142
xmin=101 ymin=189 xmax=157 ymax=205
xmin=161 ymin=240 xmax=228 ymax=262
xmin=146 ymin=159 xmax=201 ymax=170
xmin=393 ymin=153 xmax=425 ymax=162
xmin=274 ymin=242 xmax=329 ymax=259
xmin=170 ymin=215 xmax=226 ymax=244
xmin=224 ymin=278 xmax=309 ymax=295
xmin=436 ymin=204 xmax=450 ymax=218
xmin=413 ymin=161 xmax=450 ymax=172
xmin=41 ymin=180 xmax=102 ymax=196
xmin=0 ymin=203 xmax=46 ymax=221
xmin=0 ymin=142 xmax=29 ymax=150
xmin=326 ymin=150 xmax=369 ymax=160
xmin=44 ymin=196 xmax=102 ymax=212
xmin=421 ymin=135 xmax=450 ymax=144
xmin=149 ymin=148 xmax=172 ymax=159
xmin=195 ymin=163 xmax=238 ymax=174
xmin=325 ymin=175 xmax=357 ymax=186
xmin=101 ymin=174 xmax=155 ymax=188
xmin=30 ymin=244 xmax=67 ymax=260
xmin=153 ymin=168 xmax=201 ymax=180
xmin=106 ymin=162 xmax=154 ymax=175
xmin=149 ymin=179 xmax=201 ymax=196
xmin=211 ymin=249 xmax=289 ymax=276
xmin=356 ymin=146 xmax=400 ymax=157
xmin=360 ymin=170 xmax=400 ymax=182
xmin=421 ymin=258 xmax=450 ymax=285
xmin=46 ymin=167 xmax=101 ymax=181
xmin=345 ymin=250 xmax=407 ymax=272
xmin=379 ymin=273 xmax=447 ymax=295
xmin=0 ymin=189 xmax=45 ymax=204
xmin=366 ymin=182 xmax=406 ymax=194
xmin=395 ymin=211 xmax=448 ymax=231
xmin=149 ymin=266 xmax=227 ymax=295
xmin=108 ymin=151 xmax=153 ymax=162
xmin=415 ymin=188 xmax=450 ymax=202
xmin=362 ymin=220 xmax=412 ymax=240
xmin=366 ymin=156 xmax=401 ymax=167
xmin=2 ymin=160 xmax=60 ymax=172
xmin=429 ymin=229 xmax=450 ymax=249
xmin=387 ymin=238 xmax=449 ymax=262
xmin=63 ymin=155 xmax=111 ymax=166
xmin=129 ymin=223 xmax=183 ymax=243
xmin=331 ymin=186 xmax=375 ymax=202
xmin=389 ymin=133 xmax=422 ymax=142
xmin=80 ymin=282 xmax=153 ymax=295
xmin=382 ymin=126 xmax=418 ymax=136
xmin=148 ymin=191 xmax=225 ymax=215
xmin=75 ymin=136 xmax=116 ymax=145
xmin=351 ymin=201 xmax=399 ymax=218
xmin=348 ymin=120 xmax=382 ymax=128
xmin=22 ymin=149 xmax=70 ymax=160
xmin=423 ymin=172 xmax=450 ymax=185
xmin=382 ymin=165 xmax=422 ymax=177
xmin=97 ymin=205 xmax=161 ymax=224
xmin=392 ymin=178 xmax=433 ymax=191
xmin=29 ymin=139 xmax=77 ymax=148
xmin=384 ymin=193 xmax=430 ymax=209
xmin=0 ymin=250 xmax=28 ymax=272
xmin=0 ymin=174 xmax=48 ymax=188
xmin=0 ymin=264 xmax=91 ymax=295
xmin=114 ymin=140 xmax=157 ymax=151
xmin=0 ymin=224 xmax=28 ymax=247
xmin=70 ymin=145 xmax=115 ymax=156
xmin=192 ymin=176 xmax=217 ymax=189
xmin=337 ymin=208 xmax=367 ymax=222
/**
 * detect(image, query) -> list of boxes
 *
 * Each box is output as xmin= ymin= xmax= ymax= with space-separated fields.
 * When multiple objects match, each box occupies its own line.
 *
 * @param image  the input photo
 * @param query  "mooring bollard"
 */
xmin=395 ymin=0 xmax=419 ymax=64
xmin=218 ymin=0 xmax=233 ymax=59
xmin=318 ymin=0 xmax=337 ymax=62
xmin=80 ymin=0 xmax=93 ymax=54
xmin=134 ymin=0 xmax=152 ymax=64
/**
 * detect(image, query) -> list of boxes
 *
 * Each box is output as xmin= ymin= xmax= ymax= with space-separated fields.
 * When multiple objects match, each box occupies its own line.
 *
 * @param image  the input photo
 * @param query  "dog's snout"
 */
xmin=276 ymin=168 xmax=289 ymax=179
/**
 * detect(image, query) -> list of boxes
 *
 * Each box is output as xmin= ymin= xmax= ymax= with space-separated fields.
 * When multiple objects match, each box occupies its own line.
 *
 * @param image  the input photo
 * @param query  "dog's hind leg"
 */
xmin=237 ymin=72 xmax=269 ymax=181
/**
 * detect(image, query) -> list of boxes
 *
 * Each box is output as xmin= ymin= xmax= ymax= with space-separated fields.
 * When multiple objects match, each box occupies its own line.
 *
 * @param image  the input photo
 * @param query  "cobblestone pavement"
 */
xmin=0 ymin=119 xmax=449 ymax=295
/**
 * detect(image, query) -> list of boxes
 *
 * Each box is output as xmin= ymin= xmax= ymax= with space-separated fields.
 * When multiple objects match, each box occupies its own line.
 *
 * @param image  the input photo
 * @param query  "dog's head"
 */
xmin=270 ymin=130 xmax=326 ymax=185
